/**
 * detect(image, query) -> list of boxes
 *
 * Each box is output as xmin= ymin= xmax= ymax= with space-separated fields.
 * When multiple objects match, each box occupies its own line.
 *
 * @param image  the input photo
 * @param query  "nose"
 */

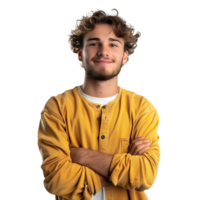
xmin=97 ymin=44 xmax=109 ymax=57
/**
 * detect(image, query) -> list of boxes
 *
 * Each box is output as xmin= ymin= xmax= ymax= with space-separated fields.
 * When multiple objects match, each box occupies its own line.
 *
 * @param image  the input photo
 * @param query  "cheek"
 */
xmin=113 ymin=49 xmax=123 ymax=58
xmin=113 ymin=50 xmax=123 ymax=61
xmin=83 ymin=49 xmax=95 ymax=62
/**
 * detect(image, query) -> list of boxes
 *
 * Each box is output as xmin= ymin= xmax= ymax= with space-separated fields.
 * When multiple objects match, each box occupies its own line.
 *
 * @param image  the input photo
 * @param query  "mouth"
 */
xmin=94 ymin=61 xmax=112 ymax=65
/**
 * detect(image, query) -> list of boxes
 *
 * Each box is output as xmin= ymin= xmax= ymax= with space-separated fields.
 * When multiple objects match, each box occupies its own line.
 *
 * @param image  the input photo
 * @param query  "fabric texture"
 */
xmin=38 ymin=85 xmax=160 ymax=200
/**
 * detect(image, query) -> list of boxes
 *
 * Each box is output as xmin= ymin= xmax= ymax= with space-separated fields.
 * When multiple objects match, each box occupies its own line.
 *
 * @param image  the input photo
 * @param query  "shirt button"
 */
xmin=101 ymin=135 xmax=105 ymax=139
xmin=97 ymin=117 xmax=101 ymax=121
xmin=96 ymin=105 xmax=100 ymax=108
xmin=102 ymin=105 xmax=106 ymax=109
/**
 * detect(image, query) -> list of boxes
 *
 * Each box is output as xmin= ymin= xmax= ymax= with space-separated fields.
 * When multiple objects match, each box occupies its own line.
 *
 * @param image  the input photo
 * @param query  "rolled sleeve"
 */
xmin=109 ymin=97 xmax=162 ymax=191
xmin=36 ymin=96 xmax=101 ymax=200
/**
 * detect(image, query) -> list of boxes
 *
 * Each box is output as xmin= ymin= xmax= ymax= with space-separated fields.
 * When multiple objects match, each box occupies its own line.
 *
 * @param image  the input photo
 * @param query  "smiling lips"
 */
xmin=94 ymin=60 xmax=112 ymax=65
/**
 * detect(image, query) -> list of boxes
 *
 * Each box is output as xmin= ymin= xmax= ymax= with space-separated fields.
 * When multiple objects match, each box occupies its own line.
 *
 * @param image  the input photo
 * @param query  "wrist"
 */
xmin=78 ymin=147 xmax=86 ymax=165
xmin=99 ymin=174 xmax=105 ymax=187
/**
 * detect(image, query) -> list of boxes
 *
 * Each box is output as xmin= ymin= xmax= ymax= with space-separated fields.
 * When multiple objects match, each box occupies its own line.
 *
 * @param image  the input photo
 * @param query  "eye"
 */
xmin=89 ymin=43 xmax=117 ymax=47
xmin=110 ymin=44 xmax=117 ymax=47
xmin=90 ymin=43 xmax=98 ymax=46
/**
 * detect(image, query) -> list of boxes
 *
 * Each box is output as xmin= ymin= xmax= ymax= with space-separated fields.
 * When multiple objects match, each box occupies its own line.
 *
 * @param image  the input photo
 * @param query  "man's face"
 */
xmin=78 ymin=24 xmax=128 ymax=81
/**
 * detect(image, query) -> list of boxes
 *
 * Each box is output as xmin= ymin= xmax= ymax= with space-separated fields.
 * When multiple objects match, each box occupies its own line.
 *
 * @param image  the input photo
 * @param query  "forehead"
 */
xmin=83 ymin=24 xmax=124 ymax=44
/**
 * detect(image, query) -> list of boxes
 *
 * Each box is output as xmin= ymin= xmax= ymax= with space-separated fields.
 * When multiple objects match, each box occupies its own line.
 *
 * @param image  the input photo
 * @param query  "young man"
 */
xmin=38 ymin=9 xmax=160 ymax=200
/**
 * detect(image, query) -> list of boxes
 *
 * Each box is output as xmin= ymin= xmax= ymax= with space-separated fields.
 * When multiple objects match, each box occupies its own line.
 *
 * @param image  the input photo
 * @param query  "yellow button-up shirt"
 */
xmin=38 ymin=86 xmax=160 ymax=200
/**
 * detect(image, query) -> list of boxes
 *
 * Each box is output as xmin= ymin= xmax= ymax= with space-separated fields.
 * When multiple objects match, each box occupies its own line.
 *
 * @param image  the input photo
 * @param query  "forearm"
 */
xmin=78 ymin=148 xmax=113 ymax=179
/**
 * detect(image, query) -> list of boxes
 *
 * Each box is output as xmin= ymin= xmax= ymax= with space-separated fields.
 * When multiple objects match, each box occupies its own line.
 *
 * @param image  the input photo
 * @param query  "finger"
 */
xmin=131 ymin=137 xmax=150 ymax=144
xmin=136 ymin=146 xmax=150 ymax=155
xmin=131 ymin=138 xmax=150 ymax=148
xmin=128 ymin=138 xmax=146 ymax=153
xmin=131 ymin=139 xmax=148 ymax=149
xmin=130 ymin=142 xmax=151 ymax=155
xmin=133 ymin=143 xmax=151 ymax=155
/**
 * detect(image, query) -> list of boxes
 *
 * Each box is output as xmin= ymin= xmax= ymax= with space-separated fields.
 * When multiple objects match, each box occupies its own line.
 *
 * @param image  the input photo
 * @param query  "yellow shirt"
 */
xmin=38 ymin=86 xmax=160 ymax=200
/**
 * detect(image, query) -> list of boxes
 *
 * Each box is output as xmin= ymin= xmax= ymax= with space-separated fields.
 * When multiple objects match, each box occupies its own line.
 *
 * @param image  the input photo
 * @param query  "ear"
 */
xmin=77 ymin=48 xmax=83 ymax=61
xmin=122 ymin=50 xmax=128 ymax=65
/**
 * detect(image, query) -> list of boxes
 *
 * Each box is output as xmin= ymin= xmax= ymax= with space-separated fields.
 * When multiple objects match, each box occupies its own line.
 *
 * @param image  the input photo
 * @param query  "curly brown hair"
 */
xmin=68 ymin=9 xmax=141 ymax=62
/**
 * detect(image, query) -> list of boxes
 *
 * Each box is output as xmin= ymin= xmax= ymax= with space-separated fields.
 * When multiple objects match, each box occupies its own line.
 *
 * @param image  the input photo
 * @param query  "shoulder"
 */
xmin=41 ymin=94 xmax=64 ymax=122
xmin=123 ymin=88 xmax=159 ymax=111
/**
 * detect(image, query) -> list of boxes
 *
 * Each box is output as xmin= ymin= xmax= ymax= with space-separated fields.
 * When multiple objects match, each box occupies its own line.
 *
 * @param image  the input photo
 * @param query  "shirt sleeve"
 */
xmin=109 ymin=97 xmax=160 ymax=191
xmin=37 ymin=97 xmax=101 ymax=200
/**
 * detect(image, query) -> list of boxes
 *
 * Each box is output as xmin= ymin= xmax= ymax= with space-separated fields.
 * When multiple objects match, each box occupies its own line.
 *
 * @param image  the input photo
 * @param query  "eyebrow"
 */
xmin=86 ymin=38 xmax=122 ymax=44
